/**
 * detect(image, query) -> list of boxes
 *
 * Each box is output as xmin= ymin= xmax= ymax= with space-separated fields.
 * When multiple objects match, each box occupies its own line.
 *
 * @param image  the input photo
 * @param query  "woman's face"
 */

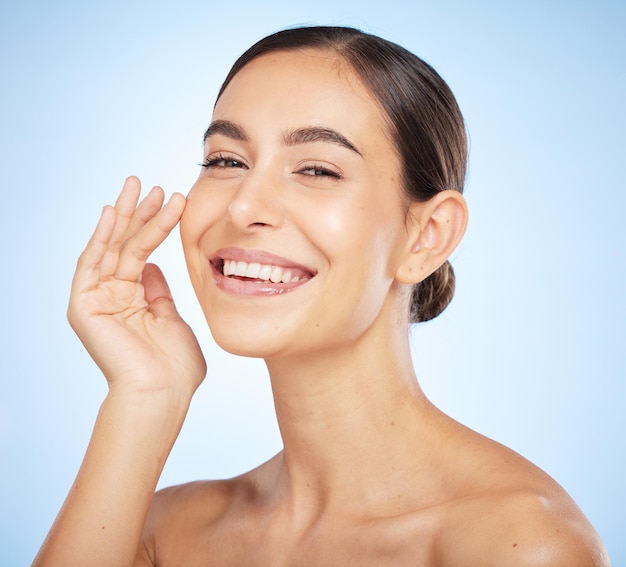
xmin=181 ymin=49 xmax=414 ymax=359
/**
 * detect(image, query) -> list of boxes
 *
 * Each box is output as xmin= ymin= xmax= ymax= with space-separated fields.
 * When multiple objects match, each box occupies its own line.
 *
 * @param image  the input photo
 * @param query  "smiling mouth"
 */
xmin=211 ymin=258 xmax=316 ymax=286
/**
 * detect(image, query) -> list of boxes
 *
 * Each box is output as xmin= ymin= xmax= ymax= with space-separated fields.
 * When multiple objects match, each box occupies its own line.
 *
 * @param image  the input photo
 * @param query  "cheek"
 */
xmin=179 ymin=186 xmax=219 ymax=285
xmin=179 ymin=183 xmax=202 ymax=243
xmin=179 ymin=205 xmax=199 ymax=271
xmin=297 ymin=196 xmax=366 ymax=257
xmin=180 ymin=183 xmax=223 ymax=248
xmin=318 ymin=207 xmax=357 ymax=247
xmin=300 ymin=193 xmax=402 ymax=275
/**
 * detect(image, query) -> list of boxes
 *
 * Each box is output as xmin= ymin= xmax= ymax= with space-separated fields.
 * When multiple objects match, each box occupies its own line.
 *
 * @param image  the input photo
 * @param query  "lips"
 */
xmin=210 ymin=247 xmax=316 ymax=295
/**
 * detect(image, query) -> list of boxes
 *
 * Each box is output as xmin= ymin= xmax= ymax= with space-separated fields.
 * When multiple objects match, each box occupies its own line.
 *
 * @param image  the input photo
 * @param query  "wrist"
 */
xmin=105 ymin=380 xmax=195 ymax=415
xmin=100 ymin=388 xmax=192 ymax=449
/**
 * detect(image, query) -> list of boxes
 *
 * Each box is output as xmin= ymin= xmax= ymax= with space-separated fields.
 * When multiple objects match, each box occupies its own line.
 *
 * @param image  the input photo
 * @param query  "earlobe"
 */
xmin=396 ymin=190 xmax=468 ymax=285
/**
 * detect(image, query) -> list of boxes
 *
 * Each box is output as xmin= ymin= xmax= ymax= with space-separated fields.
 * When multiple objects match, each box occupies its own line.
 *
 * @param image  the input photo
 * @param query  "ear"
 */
xmin=395 ymin=190 xmax=468 ymax=285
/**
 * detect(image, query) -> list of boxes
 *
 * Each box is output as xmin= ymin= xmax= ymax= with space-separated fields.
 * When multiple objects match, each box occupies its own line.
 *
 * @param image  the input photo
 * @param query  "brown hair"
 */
xmin=216 ymin=26 xmax=467 ymax=323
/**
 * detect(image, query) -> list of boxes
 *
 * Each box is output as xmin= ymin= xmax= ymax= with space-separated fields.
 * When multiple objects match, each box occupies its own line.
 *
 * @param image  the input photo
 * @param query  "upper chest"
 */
xmin=153 ymin=507 xmax=440 ymax=567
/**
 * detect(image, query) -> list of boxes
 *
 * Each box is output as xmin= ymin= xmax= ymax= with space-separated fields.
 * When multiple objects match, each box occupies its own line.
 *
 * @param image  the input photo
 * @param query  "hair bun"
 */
xmin=410 ymin=260 xmax=455 ymax=323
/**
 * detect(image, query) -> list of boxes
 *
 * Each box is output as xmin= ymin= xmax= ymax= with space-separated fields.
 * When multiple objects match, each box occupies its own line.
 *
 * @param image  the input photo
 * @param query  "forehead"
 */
xmin=212 ymin=49 xmax=392 ymax=151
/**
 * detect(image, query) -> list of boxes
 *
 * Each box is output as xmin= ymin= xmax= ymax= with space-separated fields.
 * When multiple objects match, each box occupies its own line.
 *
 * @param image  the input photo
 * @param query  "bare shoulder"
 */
xmin=138 ymin=467 xmax=264 ymax=566
xmin=149 ymin=478 xmax=237 ymax=527
xmin=136 ymin=455 xmax=281 ymax=566
xmin=136 ymin=479 xmax=233 ymax=563
xmin=440 ymin=487 xmax=610 ymax=566
xmin=430 ymin=430 xmax=611 ymax=567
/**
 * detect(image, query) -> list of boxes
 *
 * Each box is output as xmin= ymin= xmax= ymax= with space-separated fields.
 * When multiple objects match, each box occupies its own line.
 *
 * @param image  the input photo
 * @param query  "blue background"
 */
xmin=1 ymin=0 xmax=624 ymax=564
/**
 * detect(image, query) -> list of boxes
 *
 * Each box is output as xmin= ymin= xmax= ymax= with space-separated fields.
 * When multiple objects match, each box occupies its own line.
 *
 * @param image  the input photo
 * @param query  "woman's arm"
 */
xmin=32 ymin=177 xmax=206 ymax=567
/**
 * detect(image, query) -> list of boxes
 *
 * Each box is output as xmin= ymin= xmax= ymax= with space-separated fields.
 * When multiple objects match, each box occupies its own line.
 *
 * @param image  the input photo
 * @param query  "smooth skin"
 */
xmin=33 ymin=50 xmax=610 ymax=566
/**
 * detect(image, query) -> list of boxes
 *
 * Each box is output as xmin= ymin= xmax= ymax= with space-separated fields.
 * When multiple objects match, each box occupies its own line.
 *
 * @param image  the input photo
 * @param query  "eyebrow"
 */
xmin=203 ymin=120 xmax=362 ymax=157
xmin=203 ymin=120 xmax=248 ymax=143
xmin=283 ymin=127 xmax=363 ymax=157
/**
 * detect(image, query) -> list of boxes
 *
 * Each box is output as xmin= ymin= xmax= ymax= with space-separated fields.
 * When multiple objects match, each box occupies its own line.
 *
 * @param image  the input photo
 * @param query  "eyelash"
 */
xmin=200 ymin=154 xmax=246 ymax=169
xmin=298 ymin=164 xmax=343 ymax=179
xmin=199 ymin=155 xmax=343 ymax=180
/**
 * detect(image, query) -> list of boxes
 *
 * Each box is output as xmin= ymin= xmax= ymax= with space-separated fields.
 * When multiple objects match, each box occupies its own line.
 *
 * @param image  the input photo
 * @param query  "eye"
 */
xmin=297 ymin=164 xmax=343 ymax=179
xmin=200 ymin=153 xmax=248 ymax=170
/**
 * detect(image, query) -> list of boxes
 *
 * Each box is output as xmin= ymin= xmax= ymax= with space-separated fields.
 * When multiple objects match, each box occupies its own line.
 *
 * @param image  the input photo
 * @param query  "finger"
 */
xmin=126 ymin=186 xmax=165 ymax=238
xmin=141 ymin=263 xmax=180 ymax=319
xmin=99 ymin=177 xmax=142 ymax=277
xmin=72 ymin=205 xmax=117 ymax=292
xmin=113 ymin=193 xmax=186 ymax=282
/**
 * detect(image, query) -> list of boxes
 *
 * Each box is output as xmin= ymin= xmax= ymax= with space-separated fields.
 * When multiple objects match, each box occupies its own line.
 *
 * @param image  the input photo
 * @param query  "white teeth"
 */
xmin=235 ymin=261 xmax=248 ymax=277
xmin=259 ymin=264 xmax=273 ymax=280
xmin=223 ymin=260 xmax=236 ymax=276
xmin=246 ymin=262 xmax=261 ymax=278
xmin=222 ymin=259 xmax=304 ymax=284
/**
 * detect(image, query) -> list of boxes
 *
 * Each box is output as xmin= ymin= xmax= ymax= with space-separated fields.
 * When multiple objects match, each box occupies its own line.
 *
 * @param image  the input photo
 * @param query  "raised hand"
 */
xmin=68 ymin=176 xmax=206 ymax=400
xmin=32 ymin=177 xmax=207 ymax=567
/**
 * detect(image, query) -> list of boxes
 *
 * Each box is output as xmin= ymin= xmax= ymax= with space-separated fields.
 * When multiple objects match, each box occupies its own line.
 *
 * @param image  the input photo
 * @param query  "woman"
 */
xmin=34 ymin=26 xmax=609 ymax=566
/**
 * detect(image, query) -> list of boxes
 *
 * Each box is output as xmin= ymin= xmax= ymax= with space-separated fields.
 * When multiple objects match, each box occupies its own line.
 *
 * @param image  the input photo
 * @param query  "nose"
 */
xmin=227 ymin=166 xmax=285 ymax=232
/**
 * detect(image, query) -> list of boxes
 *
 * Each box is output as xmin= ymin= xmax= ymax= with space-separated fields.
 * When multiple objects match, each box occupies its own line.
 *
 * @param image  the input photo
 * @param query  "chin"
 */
xmin=212 ymin=335 xmax=273 ymax=359
xmin=204 ymin=314 xmax=296 ymax=360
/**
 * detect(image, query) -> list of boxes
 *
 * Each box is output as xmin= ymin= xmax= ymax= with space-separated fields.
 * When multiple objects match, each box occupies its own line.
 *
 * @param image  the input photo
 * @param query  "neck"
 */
xmin=264 ymin=320 xmax=439 ymax=518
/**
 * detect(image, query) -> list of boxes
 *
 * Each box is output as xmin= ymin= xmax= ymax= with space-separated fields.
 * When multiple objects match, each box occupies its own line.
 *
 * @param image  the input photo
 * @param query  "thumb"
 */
xmin=142 ymin=263 xmax=179 ymax=319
